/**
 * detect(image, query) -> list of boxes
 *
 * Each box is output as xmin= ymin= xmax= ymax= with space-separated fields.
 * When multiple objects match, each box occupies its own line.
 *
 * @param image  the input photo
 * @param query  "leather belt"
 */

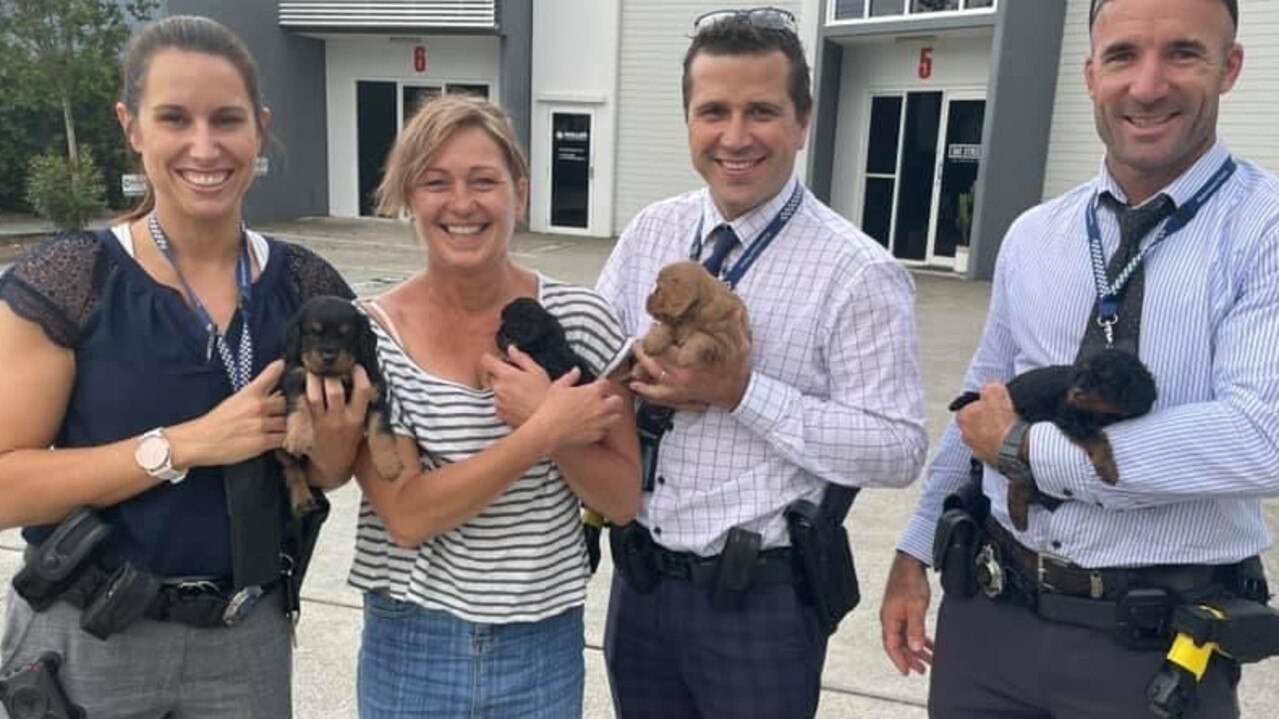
xmin=650 ymin=543 xmax=794 ymax=588
xmin=982 ymin=517 xmax=1228 ymax=602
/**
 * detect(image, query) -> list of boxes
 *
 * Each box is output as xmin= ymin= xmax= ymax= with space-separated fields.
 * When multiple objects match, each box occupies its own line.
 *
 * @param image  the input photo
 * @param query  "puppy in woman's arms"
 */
xmin=640 ymin=260 xmax=749 ymax=369
xmin=278 ymin=296 xmax=402 ymax=516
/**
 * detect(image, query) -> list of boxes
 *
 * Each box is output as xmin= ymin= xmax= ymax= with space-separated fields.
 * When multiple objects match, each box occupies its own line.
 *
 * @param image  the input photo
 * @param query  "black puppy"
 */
xmin=949 ymin=349 xmax=1156 ymax=528
xmin=494 ymin=297 xmax=606 ymax=572
xmin=279 ymin=296 xmax=402 ymax=517
xmin=495 ymin=297 xmax=597 ymax=385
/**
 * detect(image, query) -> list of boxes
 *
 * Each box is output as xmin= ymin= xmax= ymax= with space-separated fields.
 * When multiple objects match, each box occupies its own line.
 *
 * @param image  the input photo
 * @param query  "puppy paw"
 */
xmin=1006 ymin=479 xmax=1033 ymax=532
xmin=369 ymin=439 xmax=403 ymax=480
xmin=283 ymin=413 xmax=315 ymax=457
xmin=1087 ymin=439 xmax=1120 ymax=485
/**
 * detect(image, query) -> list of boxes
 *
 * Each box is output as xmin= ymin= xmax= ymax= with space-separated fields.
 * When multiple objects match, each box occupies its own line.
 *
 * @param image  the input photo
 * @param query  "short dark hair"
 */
xmin=681 ymin=14 xmax=812 ymax=122
xmin=1089 ymin=0 xmax=1238 ymax=33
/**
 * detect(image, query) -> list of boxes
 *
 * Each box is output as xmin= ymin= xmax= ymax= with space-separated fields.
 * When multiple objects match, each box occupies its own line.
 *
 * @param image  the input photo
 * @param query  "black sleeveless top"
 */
xmin=0 ymin=229 xmax=353 ymax=578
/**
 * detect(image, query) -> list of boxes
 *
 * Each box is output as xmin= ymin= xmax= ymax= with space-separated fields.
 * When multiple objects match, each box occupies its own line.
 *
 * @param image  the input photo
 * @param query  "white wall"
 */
xmin=612 ymin=0 xmax=814 ymax=233
xmin=1042 ymin=0 xmax=1279 ymax=200
xmin=528 ymin=0 xmax=621 ymax=236
xmin=324 ymin=34 xmax=501 ymax=217
xmin=828 ymin=30 xmax=993 ymax=224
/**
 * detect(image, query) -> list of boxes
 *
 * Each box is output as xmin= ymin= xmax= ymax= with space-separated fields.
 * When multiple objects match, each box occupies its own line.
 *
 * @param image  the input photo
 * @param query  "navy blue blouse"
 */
xmin=0 ymin=229 xmax=353 ymax=578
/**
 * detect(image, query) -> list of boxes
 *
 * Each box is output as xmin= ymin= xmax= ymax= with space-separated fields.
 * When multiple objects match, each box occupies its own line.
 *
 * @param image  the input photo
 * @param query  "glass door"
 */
xmin=927 ymin=93 xmax=986 ymax=264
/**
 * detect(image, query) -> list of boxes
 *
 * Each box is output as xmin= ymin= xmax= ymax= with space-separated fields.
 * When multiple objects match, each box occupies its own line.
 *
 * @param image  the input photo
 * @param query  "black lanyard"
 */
xmin=1085 ymin=158 xmax=1236 ymax=330
xmin=148 ymin=213 xmax=255 ymax=390
xmin=688 ymin=182 xmax=804 ymax=288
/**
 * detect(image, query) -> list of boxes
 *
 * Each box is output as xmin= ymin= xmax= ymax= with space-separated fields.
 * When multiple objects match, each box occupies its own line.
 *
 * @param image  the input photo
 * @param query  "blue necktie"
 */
xmin=701 ymin=224 xmax=740 ymax=279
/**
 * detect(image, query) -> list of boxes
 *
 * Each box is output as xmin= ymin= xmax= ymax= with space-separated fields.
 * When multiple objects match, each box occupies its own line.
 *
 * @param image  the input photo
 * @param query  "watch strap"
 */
xmin=997 ymin=420 xmax=1032 ymax=479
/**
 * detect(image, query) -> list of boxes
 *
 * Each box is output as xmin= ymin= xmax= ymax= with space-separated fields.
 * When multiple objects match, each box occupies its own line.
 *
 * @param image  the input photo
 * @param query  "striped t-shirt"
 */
xmin=348 ymin=275 xmax=630 ymax=624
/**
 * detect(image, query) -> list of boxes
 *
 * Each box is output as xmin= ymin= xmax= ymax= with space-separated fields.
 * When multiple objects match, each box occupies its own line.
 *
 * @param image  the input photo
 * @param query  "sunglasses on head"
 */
xmin=692 ymin=6 xmax=798 ymax=34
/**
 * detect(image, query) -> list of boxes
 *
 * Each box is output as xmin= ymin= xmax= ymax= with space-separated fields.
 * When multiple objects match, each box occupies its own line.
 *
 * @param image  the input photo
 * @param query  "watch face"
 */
xmin=136 ymin=435 xmax=169 ymax=471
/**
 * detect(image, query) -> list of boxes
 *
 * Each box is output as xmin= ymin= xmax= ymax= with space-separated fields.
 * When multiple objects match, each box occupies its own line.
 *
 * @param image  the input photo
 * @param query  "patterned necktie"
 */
xmin=701 ymin=224 xmax=740 ymax=279
xmin=1077 ymin=193 xmax=1176 ymax=360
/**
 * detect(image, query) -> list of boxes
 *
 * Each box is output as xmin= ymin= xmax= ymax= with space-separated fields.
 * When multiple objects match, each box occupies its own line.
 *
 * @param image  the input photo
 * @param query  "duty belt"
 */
xmin=980 ymin=517 xmax=1229 ymax=602
xmin=651 ymin=542 xmax=794 ymax=588
xmin=36 ymin=551 xmax=276 ymax=629
xmin=977 ymin=517 xmax=1259 ymax=649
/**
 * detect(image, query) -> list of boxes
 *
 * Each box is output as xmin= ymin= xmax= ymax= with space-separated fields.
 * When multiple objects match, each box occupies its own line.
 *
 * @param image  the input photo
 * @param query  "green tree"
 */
xmin=0 ymin=0 xmax=156 ymax=211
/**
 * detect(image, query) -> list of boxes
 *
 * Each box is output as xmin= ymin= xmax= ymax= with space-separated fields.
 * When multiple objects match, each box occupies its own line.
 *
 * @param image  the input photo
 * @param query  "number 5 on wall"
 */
xmin=918 ymin=46 xmax=933 ymax=80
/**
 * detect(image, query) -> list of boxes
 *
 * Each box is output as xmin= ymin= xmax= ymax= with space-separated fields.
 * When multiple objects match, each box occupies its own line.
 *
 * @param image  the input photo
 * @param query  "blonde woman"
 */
xmin=350 ymin=95 xmax=640 ymax=718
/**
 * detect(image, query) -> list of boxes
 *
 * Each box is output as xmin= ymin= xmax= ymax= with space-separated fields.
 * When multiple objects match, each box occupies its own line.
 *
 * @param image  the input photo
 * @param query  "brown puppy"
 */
xmin=641 ymin=260 xmax=748 ymax=368
xmin=278 ymin=296 xmax=402 ymax=516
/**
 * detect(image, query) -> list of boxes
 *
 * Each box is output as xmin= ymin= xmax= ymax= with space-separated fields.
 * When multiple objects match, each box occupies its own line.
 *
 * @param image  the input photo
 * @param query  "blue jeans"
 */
xmin=357 ymin=592 xmax=585 ymax=719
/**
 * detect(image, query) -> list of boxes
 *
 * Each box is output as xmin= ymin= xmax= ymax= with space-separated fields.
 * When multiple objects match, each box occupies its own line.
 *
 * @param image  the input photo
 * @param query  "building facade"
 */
xmin=167 ymin=0 xmax=1279 ymax=280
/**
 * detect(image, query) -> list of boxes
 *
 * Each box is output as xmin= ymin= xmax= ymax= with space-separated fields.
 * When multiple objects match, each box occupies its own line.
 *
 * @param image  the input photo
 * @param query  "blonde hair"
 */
xmin=375 ymin=94 xmax=529 ymax=217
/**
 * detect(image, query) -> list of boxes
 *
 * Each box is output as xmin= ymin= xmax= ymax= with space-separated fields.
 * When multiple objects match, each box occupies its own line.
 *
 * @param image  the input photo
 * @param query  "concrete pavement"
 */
xmin=1 ymin=215 xmax=1276 ymax=717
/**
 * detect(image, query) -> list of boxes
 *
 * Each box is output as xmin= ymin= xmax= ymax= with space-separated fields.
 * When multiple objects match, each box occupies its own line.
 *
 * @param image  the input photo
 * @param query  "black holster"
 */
xmin=932 ymin=460 xmax=989 ymax=599
xmin=0 ymin=651 xmax=84 ymax=719
xmin=12 ymin=508 xmax=111 ymax=612
xmin=609 ymin=522 xmax=660 ymax=594
xmin=785 ymin=487 xmax=861 ymax=635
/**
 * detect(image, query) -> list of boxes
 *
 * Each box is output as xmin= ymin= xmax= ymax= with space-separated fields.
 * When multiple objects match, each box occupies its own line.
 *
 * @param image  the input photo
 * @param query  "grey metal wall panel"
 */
xmin=167 ymin=0 xmax=330 ymax=222
xmin=498 ymin=0 xmax=533 ymax=169
xmin=966 ymin=0 xmax=1066 ymax=279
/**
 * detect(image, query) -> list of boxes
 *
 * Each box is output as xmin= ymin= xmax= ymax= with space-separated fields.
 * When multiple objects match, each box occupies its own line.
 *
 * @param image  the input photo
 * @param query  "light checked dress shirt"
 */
xmin=598 ymin=178 xmax=927 ymax=556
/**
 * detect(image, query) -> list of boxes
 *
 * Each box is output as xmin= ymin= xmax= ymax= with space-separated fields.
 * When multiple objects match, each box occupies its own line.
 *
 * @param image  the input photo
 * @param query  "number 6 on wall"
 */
xmin=918 ymin=46 xmax=933 ymax=80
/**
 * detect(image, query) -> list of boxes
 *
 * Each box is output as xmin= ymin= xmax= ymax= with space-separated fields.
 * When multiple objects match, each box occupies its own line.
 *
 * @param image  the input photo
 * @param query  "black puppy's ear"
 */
xmin=355 ymin=310 xmax=384 ymax=384
xmin=284 ymin=317 xmax=302 ymax=367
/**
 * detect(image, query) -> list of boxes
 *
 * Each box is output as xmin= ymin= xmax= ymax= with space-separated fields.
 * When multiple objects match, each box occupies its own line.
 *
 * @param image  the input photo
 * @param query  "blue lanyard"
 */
xmin=688 ymin=182 xmax=804 ymax=289
xmin=148 ymin=213 xmax=255 ymax=390
xmin=1086 ymin=157 xmax=1236 ymax=324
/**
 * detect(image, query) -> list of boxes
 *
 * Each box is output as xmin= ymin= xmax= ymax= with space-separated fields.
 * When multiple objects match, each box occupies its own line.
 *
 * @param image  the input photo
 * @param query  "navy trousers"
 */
xmin=603 ymin=573 xmax=829 ymax=719
xmin=929 ymin=592 xmax=1241 ymax=718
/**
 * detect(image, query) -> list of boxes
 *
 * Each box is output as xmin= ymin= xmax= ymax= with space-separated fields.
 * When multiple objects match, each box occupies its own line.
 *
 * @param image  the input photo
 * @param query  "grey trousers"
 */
xmin=929 ymin=592 xmax=1240 ymax=718
xmin=1 ymin=585 xmax=292 ymax=719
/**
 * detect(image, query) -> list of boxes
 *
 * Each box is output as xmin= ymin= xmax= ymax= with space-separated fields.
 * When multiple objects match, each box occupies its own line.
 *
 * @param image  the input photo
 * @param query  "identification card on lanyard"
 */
xmin=1085 ymin=157 xmax=1235 ymax=347
xmin=688 ymin=182 xmax=804 ymax=289
xmin=148 ymin=214 xmax=256 ymax=390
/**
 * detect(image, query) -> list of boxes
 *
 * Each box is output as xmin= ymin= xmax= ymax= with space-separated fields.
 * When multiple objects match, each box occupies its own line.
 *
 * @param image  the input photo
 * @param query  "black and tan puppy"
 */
xmin=496 ymin=298 xmax=596 ymax=385
xmin=950 ymin=349 xmax=1156 ymax=528
xmin=641 ymin=260 xmax=748 ymax=368
xmin=494 ymin=297 xmax=608 ymax=573
xmin=278 ymin=296 xmax=402 ymax=516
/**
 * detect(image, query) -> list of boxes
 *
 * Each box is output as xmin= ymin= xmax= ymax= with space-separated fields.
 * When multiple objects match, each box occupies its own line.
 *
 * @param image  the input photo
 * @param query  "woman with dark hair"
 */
xmin=0 ymin=15 xmax=366 ymax=717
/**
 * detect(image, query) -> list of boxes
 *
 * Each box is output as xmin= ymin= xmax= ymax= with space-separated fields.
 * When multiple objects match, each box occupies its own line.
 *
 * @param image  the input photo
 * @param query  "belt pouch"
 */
xmin=79 ymin=563 xmax=160 ymax=640
xmin=1186 ymin=598 xmax=1279 ymax=664
xmin=13 ymin=508 xmax=112 ymax=611
xmin=932 ymin=506 xmax=981 ymax=599
xmin=609 ymin=523 xmax=660 ymax=593
xmin=786 ymin=498 xmax=861 ymax=634
xmin=710 ymin=527 xmax=761 ymax=611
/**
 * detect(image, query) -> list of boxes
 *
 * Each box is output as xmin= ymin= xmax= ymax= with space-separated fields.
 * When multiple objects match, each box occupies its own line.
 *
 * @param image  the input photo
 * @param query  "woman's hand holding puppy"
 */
xmin=166 ymin=360 xmax=288 ymax=470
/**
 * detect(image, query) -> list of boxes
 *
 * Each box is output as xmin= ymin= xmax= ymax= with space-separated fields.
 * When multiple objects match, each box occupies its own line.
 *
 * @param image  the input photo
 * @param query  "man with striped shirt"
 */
xmin=882 ymin=1 xmax=1279 ymax=717
xmin=597 ymin=8 xmax=926 ymax=718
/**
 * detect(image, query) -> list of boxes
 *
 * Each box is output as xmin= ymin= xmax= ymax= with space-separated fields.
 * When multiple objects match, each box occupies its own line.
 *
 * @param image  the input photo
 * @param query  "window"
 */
xmin=832 ymin=0 xmax=994 ymax=21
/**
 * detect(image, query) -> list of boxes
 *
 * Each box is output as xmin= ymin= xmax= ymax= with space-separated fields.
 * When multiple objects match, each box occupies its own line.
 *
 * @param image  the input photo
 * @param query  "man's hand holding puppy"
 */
xmin=628 ymin=310 xmax=752 ymax=413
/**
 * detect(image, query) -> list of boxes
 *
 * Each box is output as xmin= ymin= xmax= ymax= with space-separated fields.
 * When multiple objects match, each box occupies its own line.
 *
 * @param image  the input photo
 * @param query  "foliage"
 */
xmin=0 ymin=0 xmax=157 ymax=212
xmin=26 ymin=150 xmax=106 ymax=230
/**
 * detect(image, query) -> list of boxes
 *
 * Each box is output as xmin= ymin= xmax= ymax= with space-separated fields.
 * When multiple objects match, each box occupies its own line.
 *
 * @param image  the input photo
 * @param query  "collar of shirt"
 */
xmin=697 ymin=176 xmax=800 ymax=253
xmin=1095 ymin=139 xmax=1230 ymax=210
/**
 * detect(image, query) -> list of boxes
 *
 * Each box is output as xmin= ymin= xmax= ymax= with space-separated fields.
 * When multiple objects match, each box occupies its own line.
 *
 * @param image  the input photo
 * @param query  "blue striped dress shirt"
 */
xmin=900 ymin=141 xmax=1279 ymax=568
